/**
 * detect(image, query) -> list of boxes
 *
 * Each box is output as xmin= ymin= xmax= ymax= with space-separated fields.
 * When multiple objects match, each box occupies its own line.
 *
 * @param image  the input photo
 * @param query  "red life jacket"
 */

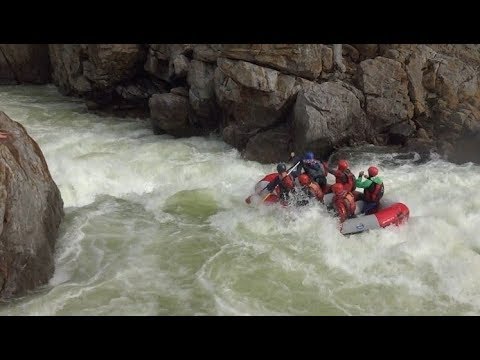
xmin=345 ymin=169 xmax=356 ymax=192
xmin=280 ymin=173 xmax=294 ymax=191
xmin=307 ymin=182 xmax=324 ymax=202
xmin=333 ymin=190 xmax=356 ymax=222
xmin=334 ymin=169 xmax=356 ymax=192
xmin=364 ymin=181 xmax=384 ymax=203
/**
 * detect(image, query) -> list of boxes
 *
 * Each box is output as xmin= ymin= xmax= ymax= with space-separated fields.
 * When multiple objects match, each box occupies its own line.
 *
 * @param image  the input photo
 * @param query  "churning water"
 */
xmin=0 ymin=85 xmax=479 ymax=315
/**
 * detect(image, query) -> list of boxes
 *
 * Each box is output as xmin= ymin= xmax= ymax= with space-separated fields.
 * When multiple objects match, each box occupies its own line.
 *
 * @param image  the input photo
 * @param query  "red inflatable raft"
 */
xmin=246 ymin=173 xmax=410 ymax=235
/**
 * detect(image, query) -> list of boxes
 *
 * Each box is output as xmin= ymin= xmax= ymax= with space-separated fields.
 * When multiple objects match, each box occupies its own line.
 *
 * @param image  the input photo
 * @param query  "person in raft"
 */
xmin=327 ymin=159 xmax=356 ymax=193
xmin=295 ymin=173 xmax=324 ymax=206
xmin=331 ymin=183 xmax=356 ymax=223
xmin=355 ymin=166 xmax=384 ymax=214
xmin=291 ymin=151 xmax=329 ymax=193
xmin=265 ymin=163 xmax=296 ymax=204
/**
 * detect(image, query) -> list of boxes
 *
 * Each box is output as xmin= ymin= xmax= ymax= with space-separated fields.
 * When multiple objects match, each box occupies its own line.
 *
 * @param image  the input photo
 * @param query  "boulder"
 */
xmin=214 ymin=57 xmax=310 ymax=149
xmin=49 ymin=44 xmax=145 ymax=95
xmin=149 ymin=93 xmax=198 ymax=137
xmin=0 ymin=44 xmax=50 ymax=84
xmin=293 ymin=81 xmax=369 ymax=159
xmin=359 ymin=56 xmax=414 ymax=129
xmin=169 ymin=54 xmax=190 ymax=79
xmin=351 ymin=44 xmax=379 ymax=60
xmin=388 ymin=121 xmax=416 ymax=145
xmin=187 ymin=60 xmax=218 ymax=130
xmin=0 ymin=112 xmax=64 ymax=299
xmin=445 ymin=132 xmax=480 ymax=164
xmin=214 ymin=44 xmax=328 ymax=80
xmin=193 ymin=44 xmax=222 ymax=63
xmin=145 ymin=44 xmax=193 ymax=82
xmin=244 ymin=124 xmax=292 ymax=164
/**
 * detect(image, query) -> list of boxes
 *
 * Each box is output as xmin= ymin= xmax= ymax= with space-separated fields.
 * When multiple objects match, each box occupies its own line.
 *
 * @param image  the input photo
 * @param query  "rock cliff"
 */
xmin=3 ymin=43 xmax=480 ymax=164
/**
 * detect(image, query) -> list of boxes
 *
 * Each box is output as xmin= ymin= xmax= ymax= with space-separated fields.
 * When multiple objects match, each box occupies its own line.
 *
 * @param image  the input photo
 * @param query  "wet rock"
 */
xmin=149 ymin=93 xmax=195 ymax=137
xmin=0 ymin=44 xmax=50 ymax=84
xmin=388 ymin=121 xmax=416 ymax=145
xmin=214 ymin=57 xmax=309 ymax=149
xmin=359 ymin=56 xmax=414 ymax=129
xmin=0 ymin=112 xmax=64 ymax=299
xmin=293 ymin=80 xmax=369 ymax=159
xmin=244 ymin=124 xmax=292 ymax=164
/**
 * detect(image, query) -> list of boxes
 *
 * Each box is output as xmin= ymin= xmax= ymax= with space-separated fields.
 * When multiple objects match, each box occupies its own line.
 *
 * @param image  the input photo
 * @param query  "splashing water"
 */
xmin=0 ymin=85 xmax=479 ymax=315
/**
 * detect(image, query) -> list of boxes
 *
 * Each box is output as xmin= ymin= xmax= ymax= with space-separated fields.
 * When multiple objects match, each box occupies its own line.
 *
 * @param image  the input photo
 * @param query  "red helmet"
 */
xmin=368 ymin=166 xmax=378 ymax=177
xmin=331 ymin=183 xmax=344 ymax=194
xmin=338 ymin=160 xmax=349 ymax=172
xmin=298 ymin=174 xmax=311 ymax=186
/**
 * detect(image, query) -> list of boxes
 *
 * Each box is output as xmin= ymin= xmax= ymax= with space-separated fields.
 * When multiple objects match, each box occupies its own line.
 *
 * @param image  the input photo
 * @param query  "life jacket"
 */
xmin=307 ymin=181 xmax=324 ymax=202
xmin=279 ymin=173 xmax=295 ymax=192
xmin=303 ymin=159 xmax=327 ymax=178
xmin=364 ymin=180 xmax=384 ymax=203
xmin=335 ymin=169 xmax=356 ymax=192
xmin=345 ymin=169 xmax=356 ymax=192
xmin=333 ymin=190 xmax=356 ymax=222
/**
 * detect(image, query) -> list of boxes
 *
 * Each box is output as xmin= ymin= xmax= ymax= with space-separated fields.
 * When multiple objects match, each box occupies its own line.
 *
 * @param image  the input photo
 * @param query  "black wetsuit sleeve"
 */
xmin=266 ymin=176 xmax=280 ymax=192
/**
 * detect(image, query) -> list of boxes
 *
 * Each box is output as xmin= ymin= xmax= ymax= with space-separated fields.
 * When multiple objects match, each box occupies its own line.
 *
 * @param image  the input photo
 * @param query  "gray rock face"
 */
xmin=49 ymin=44 xmax=146 ymax=95
xmin=221 ymin=125 xmax=259 ymax=150
xmin=213 ymin=44 xmax=328 ymax=80
xmin=293 ymin=81 xmax=369 ymax=158
xmin=214 ymin=57 xmax=309 ymax=149
xmin=352 ymin=44 xmax=379 ymax=60
xmin=149 ymin=92 xmax=199 ymax=137
xmin=170 ymin=54 xmax=190 ymax=79
xmin=0 ymin=44 xmax=51 ymax=84
xmin=0 ymin=112 xmax=64 ymax=299
xmin=187 ymin=60 xmax=218 ymax=130
xmin=359 ymin=56 xmax=414 ymax=130
xmin=82 ymin=44 xmax=145 ymax=89
xmin=145 ymin=44 xmax=193 ymax=83
xmin=193 ymin=44 xmax=221 ymax=63
xmin=444 ymin=133 xmax=480 ymax=164
xmin=49 ymin=44 xmax=158 ymax=116
xmin=6 ymin=43 xmax=480 ymax=164
xmin=244 ymin=124 xmax=292 ymax=164
xmin=388 ymin=121 xmax=416 ymax=145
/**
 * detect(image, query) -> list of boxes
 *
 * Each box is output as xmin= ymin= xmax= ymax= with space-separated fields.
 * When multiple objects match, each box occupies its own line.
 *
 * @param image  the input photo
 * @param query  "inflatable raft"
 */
xmin=322 ymin=193 xmax=409 ymax=235
xmin=245 ymin=173 xmax=410 ymax=235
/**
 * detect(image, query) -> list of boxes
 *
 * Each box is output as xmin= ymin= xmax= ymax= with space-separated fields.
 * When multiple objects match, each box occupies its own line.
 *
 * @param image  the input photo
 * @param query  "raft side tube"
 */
xmin=340 ymin=202 xmax=410 ymax=235
xmin=374 ymin=202 xmax=410 ymax=228
xmin=246 ymin=173 xmax=281 ymax=205
xmin=340 ymin=213 xmax=381 ymax=235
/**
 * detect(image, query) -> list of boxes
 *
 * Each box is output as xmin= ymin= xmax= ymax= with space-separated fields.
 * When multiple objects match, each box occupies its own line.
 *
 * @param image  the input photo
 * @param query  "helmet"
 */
xmin=331 ymin=183 xmax=344 ymax=194
xmin=277 ymin=163 xmax=287 ymax=173
xmin=298 ymin=174 xmax=311 ymax=186
xmin=368 ymin=166 xmax=378 ymax=177
xmin=304 ymin=151 xmax=314 ymax=160
xmin=338 ymin=160 xmax=349 ymax=172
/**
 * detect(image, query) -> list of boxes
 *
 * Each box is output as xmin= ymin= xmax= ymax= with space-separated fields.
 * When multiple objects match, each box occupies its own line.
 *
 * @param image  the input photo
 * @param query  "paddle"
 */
xmin=245 ymin=160 xmax=301 ymax=204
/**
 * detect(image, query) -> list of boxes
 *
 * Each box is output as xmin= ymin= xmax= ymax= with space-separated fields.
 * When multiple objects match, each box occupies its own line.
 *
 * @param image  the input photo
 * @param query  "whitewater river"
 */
xmin=0 ymin=85 xmax=480 ymax=315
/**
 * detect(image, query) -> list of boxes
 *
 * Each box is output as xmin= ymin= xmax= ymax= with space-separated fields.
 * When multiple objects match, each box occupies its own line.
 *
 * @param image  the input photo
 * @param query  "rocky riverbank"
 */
xmin=1 ymin=44 xmax=479 ymax=164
